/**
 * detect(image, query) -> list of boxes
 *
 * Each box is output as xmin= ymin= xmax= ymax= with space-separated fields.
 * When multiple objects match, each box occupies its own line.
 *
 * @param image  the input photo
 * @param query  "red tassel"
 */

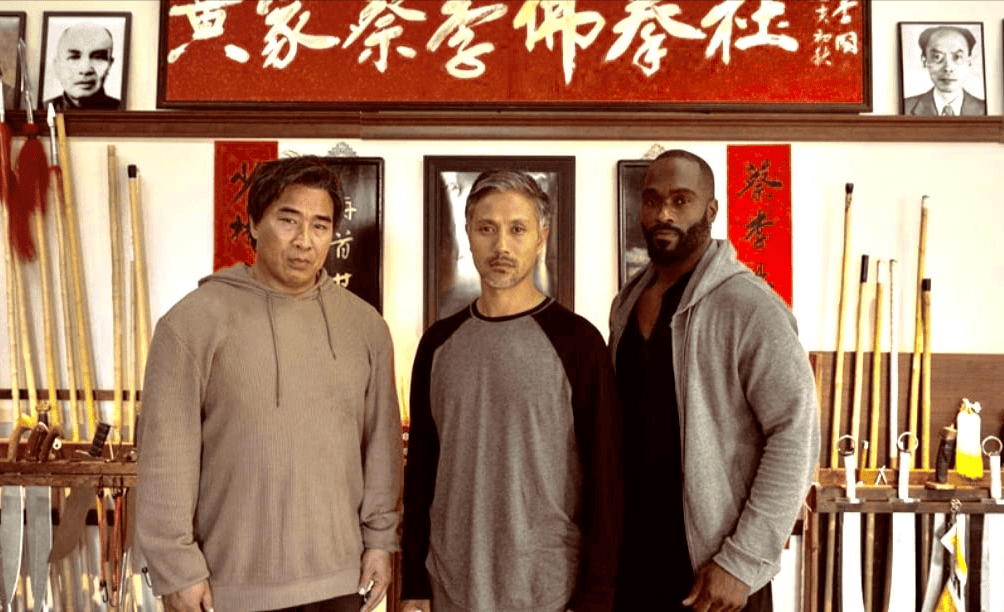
xmin=12 ymin=122 xmax=49 ymax=261
xmin=1 ymin=121 xmax=29 ymax=260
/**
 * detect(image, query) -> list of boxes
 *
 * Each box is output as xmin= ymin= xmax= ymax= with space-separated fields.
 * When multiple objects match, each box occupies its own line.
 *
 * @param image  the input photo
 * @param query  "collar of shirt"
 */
xmin=933 ymin=88 xmax=962 ymax=115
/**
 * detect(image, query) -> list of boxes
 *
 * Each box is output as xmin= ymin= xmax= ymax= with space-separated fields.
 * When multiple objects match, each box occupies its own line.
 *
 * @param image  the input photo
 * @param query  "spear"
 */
xmin=47 ymin=104 xmax=80 ymax=441
xmin=15 ymin=40 xmax=60 ymax=432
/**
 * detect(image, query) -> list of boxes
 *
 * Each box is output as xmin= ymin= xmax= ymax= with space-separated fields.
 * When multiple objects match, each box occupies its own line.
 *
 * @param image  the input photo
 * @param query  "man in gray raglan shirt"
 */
xmin=609 ymin=149 xmax=818 ymax=612
xmin=401 ymin=169 xmax=622 ymax=612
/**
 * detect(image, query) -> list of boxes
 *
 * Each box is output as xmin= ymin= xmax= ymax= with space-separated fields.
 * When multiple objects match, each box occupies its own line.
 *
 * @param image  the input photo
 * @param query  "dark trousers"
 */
xmin=267 ymin=593 xmax=363 ymax=612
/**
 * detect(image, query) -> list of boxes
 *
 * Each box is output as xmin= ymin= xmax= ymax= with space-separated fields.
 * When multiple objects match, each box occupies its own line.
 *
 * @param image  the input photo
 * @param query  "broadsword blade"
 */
xmin=840 ymin=511 xmax=866 ymax=612
xmin=0 ymin=486 xmax=23 ymax=608
xmin=25 ymin=486 xmax=51 ymax=612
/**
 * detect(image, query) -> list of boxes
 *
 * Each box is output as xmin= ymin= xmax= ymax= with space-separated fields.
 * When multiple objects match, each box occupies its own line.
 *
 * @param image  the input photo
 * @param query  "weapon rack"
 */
xmin=806 ymin=351 xmax=1004 ymax=612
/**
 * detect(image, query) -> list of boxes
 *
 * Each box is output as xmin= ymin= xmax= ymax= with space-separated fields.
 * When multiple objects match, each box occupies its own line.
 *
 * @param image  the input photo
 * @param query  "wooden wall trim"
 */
xmin=3 ymin=110 xmax=1002 ymax=142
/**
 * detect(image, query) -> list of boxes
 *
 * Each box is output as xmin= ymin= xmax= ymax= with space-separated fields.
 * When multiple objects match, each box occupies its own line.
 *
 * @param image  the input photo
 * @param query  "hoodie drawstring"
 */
xmin=318 ymin=293 xmax=338 ymax=362
xmin=266 ymin=294 xmax=281 ymax=408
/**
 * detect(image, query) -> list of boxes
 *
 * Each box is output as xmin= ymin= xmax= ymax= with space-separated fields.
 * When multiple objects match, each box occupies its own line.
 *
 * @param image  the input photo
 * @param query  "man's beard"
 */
xmin=643 ymin=209 xmax=712 ymax=267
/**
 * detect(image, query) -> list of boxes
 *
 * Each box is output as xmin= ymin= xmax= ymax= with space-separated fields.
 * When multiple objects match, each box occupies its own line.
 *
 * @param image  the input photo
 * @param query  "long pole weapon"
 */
xmin=863 ymin=258 xmax=884 ymax=612
xmin=887 ymin=259 xmax=899 ymax=470
xmin=14 ymin=52 xmax=58 ymax=612
xmin=127 ymin=164 xmax=152 ymax=443
xmin=45 ymin=105 xmax=79 ymax=442
xmin=54 ymin=112 xmax=97 ymax=440
xmin=824 ymin=182 xmax=854 ymax=612
xmin=0 ymin=76 xmax=25 ymax=612
xmin=840 ymin=256 xmax=869 ymax=612
xmin=908 ymin=196 xmax=928 ymax=468
xmin=108 ymin=146 xmax=124 ymax=441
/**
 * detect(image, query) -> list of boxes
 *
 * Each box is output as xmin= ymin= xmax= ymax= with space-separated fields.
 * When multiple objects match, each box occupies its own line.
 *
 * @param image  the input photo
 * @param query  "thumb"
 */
xmin=201 ymin=588 xmax=214 ymax=612
xmin=681 ymin=570 xmax=702 ymax=607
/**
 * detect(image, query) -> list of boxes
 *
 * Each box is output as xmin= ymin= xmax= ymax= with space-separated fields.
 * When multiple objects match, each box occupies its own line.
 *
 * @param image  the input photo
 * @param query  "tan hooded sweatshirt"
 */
xmin=136 ymin=264 xmax=401 ymax=611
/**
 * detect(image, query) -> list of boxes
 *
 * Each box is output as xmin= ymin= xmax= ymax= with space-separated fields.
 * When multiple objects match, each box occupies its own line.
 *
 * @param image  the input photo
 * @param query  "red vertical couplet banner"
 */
xmin=726 ymin=144 xmax=793 ymax=307
xmin=213 ymin=141 xmax=279 ymax=271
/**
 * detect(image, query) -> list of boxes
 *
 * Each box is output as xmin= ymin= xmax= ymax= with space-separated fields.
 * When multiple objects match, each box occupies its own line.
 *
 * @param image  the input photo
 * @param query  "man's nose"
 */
xmin=292 ymin=224 xmax=311 ymax=248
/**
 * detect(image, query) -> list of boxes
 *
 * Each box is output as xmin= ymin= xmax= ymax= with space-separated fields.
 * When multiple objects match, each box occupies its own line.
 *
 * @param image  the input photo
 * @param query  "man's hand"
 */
xmin=401 ymin=599 xmax=431 ymax=612
xmin=163 ymin=580 xmax=213 ymax=612
xmin=359 ymin=549 xmax=392 ymax=612
xmin=681 ymin=562 xmax=751 ymax=612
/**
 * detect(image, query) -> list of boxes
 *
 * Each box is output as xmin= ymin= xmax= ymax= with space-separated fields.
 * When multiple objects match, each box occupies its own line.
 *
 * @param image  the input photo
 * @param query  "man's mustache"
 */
xmin=488 ymin=256 xmax=518 ymax=267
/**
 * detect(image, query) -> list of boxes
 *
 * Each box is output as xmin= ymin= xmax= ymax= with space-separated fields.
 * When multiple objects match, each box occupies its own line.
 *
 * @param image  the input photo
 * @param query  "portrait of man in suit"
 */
xmin=900 ymin=24 xmax=986 ymax=116
xmin=38 ymin=13 xmax=130 ymax=112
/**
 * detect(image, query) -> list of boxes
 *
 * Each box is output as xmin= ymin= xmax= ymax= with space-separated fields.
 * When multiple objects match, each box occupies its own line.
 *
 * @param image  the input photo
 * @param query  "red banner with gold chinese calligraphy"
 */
xmin=160 ymin=0 xmax=869 ymax=111
xmin=727 ymin=144 xmax=792 ymax=307
xmin=213 ymin=141 xmax=278 ymax=271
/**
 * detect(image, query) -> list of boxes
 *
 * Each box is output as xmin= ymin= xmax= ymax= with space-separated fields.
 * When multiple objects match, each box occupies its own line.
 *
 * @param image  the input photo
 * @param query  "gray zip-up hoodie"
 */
xmin=137 ymin=264 xmax=402 ymax=611
xmin=609 ymin=239 xmax=819 ymax=592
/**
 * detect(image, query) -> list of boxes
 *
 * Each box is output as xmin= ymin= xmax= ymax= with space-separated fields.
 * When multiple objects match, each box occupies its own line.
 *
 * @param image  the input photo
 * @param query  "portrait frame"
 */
xmin=37 ymin=11 xmax=131 ymax=111
xmin=897 ymin=21 xmax=986 ymax=116
xmin=0 ymin=11 xmax=25 ymax=111
xmin=423 ymin=156 xmax=575 ymax=330
xmin=616 ymin=160 xmax=651 ymax=287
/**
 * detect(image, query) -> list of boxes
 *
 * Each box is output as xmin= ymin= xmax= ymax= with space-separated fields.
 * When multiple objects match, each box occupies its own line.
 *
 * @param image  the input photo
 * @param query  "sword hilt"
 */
xmin=88 ymin=422 xmax=113 ymax=458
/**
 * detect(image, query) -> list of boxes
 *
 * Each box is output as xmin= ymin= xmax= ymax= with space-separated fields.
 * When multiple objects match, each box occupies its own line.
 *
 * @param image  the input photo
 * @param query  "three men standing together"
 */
xmin=137 ymin=153 xmax=817 ymax=612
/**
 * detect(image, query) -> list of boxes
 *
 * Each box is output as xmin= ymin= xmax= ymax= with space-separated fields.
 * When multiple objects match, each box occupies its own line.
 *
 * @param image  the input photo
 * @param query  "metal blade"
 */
xmin=48 ymin=488 xmax=91 ymax=564
xmin=25 ymin=486 xmax=50 ymax=611
xmin=840 ymin=511 xmax=865 ymax=612
xmin=0 ymin=486 xmax=23 ymax=607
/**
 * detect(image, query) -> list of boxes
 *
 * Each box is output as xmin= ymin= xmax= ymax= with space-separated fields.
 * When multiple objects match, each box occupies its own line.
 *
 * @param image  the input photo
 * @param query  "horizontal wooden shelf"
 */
xmin=2 ymin=110 xmax=1002 ymax=142
xmin=814 ymin=467 xmax=1004 ymax=513
xmin=0 ymin=442 xmax=136 ymax=487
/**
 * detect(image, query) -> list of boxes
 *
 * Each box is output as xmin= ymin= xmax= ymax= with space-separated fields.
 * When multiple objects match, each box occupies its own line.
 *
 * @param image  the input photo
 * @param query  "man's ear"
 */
xmin=707 ymin=198 xmax=719 ymax=224
xmin=538 ymin=224 xmax=551 ymax=252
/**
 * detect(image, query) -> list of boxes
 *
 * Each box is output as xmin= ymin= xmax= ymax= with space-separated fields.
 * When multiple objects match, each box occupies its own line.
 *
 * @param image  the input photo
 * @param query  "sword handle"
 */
xmin=5 ymin=414 xmax=34 ymax=461
xmin=88 ymin=421 xmax=112 ymax=458
xmin=38 ymin=425 xmax=64 ymax=463
xmin=25 ymin=423 xmax=48 ymax=462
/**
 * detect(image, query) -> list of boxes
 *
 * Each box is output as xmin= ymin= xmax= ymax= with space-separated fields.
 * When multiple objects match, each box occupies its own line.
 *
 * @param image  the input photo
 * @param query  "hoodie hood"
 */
xmin=199 ymin=264 xmax=339 ymax=407
xmin=610 ymin=239 xmax=750 ymax=358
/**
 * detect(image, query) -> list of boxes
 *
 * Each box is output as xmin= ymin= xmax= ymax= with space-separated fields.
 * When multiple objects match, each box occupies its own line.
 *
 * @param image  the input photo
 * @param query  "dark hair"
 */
xmin=246 ymin=156 xmax=344 ymax=250
xmin=918 ymin=25 xmax=977 ymax=56
xmin=465 ymin=169 xmax=551 ymax=230
xmin=651 ymin=149 xmax=716 ymax=198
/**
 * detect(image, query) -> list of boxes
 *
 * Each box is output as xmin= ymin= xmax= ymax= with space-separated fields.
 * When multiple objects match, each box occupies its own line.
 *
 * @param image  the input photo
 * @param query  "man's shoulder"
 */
xmin=82 ymin=90 xmax=121 ymax=110
xmin=962 ymin=89 xmax=987 ymax=114
xmin=903 ymin=88 xmax=935 ymax=115
xmin=532 ymin=300 xmax=607 ymax=352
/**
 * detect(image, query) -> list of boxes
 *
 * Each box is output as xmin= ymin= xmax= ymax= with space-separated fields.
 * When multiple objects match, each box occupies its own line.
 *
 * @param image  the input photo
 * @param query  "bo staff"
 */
xmin=824 ymin=182 xmax=855 ymax=612
xmin=128 ymin=164 xmax=152 ymax=441
xmin=888 ymin=260 xmax=899 ymax=470
xmin=921 ymin=278 xmax=932 ymax=470
xmin=863 ymin=259 xmax=884 ymax=612
xmin=54 ymin=112 xmax=97 ymax=439
xmin=47 ymin=104 xmax=80 ymax=441
xmin=908 ymin=196 xmax=928 ymax=467
xmin=850 ymin=255 xmax=870 ymax=448
xmin=109 ymin=147 xmax=124 ymax=441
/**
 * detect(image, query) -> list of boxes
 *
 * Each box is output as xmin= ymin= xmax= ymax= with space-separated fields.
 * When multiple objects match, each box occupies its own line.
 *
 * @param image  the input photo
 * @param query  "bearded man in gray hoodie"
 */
xmin=137 ymin=156 xmax=402 ymax=612
xmin=609 ymin=150 xmax=818 ymax=612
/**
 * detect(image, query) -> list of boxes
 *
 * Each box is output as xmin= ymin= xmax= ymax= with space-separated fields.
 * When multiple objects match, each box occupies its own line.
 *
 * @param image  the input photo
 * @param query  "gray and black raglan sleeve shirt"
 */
xmin=402 ymin=298 xmax=622 ymax=612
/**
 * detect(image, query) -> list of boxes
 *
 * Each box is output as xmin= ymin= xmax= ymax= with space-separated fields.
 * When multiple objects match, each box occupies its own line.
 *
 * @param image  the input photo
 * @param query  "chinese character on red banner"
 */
xmin=213 ymin=140 xmax=279 ymax=271
xmin=727 ymin=144 xmax=792 ymax=307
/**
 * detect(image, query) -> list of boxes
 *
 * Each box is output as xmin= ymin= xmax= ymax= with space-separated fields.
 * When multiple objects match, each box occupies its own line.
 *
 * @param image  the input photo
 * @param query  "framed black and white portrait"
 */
xmin=898 ymin=21 xmax=986 ymax=116
xmin=38 ymin=11 xmax=131 ymax=111
xmin=0 ymin=12 xmax=25 ymax=111
xmin=617 ymin=160 xmax=652 ymax=287
xmin=423 ymin=156 xmax=575 ymax=329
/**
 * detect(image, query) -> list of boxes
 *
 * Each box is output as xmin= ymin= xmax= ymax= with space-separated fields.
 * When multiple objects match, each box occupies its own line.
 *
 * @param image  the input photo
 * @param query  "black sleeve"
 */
xmin=400 ymin=311 xmax=469 ymax=601
xmin=535 ymin=305 xmax=624 ymax=612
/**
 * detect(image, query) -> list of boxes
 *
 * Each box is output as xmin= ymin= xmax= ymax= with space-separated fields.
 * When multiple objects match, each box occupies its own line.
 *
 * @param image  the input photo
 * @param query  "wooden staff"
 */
xmin=47 ymin=104 xmax=80 ymax=441
xmin=850 ymin=255 xmax=869 ymax=448
xmin=824 ymin=182 xmax=855 ymax=612
xmin=921 ymin=278 xmax=932 ymax=470
xmin=109 ymin=146 xmax=124 ymax=442
xmin=887 ymin=260 xmax=899 ymax=470
xmin=55 ymin=112 xmax=97 ymax=439
xmin=2 ymin=203 xmax=20 ymax=424
xmin=128 ymin=164 xmax=152 ymax=440
xmin=863 ymin=258 xmax=884 ymax=611
xmin=908 ymin=196 xmax=928 ymax=467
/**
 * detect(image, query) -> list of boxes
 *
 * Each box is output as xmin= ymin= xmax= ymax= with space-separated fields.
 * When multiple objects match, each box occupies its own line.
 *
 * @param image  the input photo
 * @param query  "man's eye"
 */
xmin=512 ymin=226 xmax=526 ymax=234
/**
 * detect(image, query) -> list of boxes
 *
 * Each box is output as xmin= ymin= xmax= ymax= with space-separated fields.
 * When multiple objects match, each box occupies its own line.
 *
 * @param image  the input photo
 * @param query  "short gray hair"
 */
xmin=465 ymin=169 xmax=551 ymax=230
